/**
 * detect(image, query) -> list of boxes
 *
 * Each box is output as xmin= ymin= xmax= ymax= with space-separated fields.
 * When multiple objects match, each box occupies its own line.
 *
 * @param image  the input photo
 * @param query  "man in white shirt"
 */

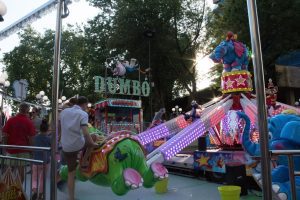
xmin=60 ymin=96 xmax=97 ymax=200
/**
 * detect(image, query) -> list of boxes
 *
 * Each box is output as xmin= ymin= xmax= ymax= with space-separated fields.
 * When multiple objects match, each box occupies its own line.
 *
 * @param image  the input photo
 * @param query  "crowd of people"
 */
xmin=0 ymin=96 xmax=98 ymax=200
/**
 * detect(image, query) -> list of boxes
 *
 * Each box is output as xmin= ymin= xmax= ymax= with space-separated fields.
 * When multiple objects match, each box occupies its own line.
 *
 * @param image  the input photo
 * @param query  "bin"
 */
xmin=218 ymin=185 xmax=241 ymax=200
xmin=154 ymin=178 xmax=168 ymax=194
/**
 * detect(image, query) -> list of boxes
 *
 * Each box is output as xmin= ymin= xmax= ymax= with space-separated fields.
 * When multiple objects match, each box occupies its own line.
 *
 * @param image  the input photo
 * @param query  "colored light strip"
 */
xmin=135 ymin=123 xmax=169 ymax=145
xmin=240 ymin=99 xmax=257 ymax=124
xmin=146 ymin=96 xmax=233 ymax=161
xmin=146 ymin=100 xmax=228 ymax=159
xmin=160 ymin=100 xmax=233 ymax=160
xmin=276 ymin=102 xmax=300 ymax=114
xmin=136 ymin=116 xmax=183 ymax=145
xmin=175 ymin=115 xmax=190 ymax=129
xmin=161 ymin=119 xmax=205 ymax=160
xmin=208 ymin=128 xmax=221 ymax=145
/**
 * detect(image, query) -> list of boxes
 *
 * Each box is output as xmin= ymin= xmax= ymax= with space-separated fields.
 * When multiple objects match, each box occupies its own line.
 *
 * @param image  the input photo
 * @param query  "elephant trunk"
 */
xmin=238 ymin=111 xmax=260 ymax=156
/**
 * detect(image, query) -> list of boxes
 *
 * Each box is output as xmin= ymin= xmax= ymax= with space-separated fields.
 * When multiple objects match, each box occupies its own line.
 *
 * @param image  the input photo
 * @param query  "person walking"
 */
xmin=60 ymin=96 xmax=98 ymax=200
xmin=2 ymin=103 xmax=36 ymax=182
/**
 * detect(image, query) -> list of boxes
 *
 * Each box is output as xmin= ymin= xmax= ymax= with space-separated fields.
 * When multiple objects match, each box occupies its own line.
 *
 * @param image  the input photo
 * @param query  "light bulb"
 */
xmin=43 ymin=96 xmax=48 ymax=101
xmin=0 ymin=0 xmax=7 ymax=17
xmin=0 ymin=77 xmax=5 ymax=84
xmin=4 ymin=80 xmax=10 ymax=87
xmin=2 ymin=71 xmax=8 ymax=80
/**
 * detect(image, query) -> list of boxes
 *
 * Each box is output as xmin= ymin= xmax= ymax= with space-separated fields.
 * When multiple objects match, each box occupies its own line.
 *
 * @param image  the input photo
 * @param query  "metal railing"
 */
xmin=270 ymin=150 xmax=300 ymax=200
xmin=0 ymin=144 xmax=51 ymax=200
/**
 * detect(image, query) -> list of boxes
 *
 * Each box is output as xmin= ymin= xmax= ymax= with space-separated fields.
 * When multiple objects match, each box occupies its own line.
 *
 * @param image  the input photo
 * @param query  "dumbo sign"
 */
xmin=94 ymin=76 xmax=150 ymax=97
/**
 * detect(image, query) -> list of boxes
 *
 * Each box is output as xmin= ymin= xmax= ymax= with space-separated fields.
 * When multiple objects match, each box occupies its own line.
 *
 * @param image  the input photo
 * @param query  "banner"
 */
xmin=0 ymin=167 xmax=26 ymax=200
xmin=94 ymin=76 xmax=150 ymax=97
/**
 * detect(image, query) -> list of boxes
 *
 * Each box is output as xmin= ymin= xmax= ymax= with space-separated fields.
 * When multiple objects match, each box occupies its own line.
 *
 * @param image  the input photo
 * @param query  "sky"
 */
xmin=0 ymin=0 xmax=98 ymax=53
xmin=0 ymin=0 xmax=215 ymax=91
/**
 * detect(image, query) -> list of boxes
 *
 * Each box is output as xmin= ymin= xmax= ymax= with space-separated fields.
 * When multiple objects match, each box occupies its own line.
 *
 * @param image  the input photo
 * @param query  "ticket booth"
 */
xmin=94 ymin=98 xmax=143 ymax=135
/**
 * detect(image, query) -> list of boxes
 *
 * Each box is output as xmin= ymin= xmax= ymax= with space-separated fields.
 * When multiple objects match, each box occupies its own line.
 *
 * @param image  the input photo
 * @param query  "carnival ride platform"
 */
xmin=55 ymin=174 xmax=261 ymax=200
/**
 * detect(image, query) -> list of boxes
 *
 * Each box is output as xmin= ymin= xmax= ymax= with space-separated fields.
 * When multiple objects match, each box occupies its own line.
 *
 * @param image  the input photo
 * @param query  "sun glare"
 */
xmin=195 ymin=53 xmax=215 ymax=90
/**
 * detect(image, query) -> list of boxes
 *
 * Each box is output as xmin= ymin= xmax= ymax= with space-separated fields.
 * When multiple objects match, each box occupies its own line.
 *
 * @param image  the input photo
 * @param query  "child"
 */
xmin=31 ymin=119 xmax=51 ymax=200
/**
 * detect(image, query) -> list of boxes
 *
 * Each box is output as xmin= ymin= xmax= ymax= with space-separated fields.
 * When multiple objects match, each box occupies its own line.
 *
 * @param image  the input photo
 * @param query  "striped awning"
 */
xmin=95 ymin=99 xmax=141 ymax=109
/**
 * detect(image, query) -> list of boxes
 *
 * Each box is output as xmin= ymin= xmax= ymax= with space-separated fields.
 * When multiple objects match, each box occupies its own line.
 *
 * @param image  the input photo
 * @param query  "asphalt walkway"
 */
xmin=56 ymin=174 xmax=262 ymax=200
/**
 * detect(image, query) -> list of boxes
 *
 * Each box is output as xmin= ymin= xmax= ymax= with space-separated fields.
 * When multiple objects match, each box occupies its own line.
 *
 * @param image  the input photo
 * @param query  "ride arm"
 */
xmin=147 ymin=99 xmax=233 ymax=166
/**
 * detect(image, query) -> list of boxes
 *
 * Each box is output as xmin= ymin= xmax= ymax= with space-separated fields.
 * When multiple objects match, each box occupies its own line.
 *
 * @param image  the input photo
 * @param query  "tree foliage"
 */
xmin=86 ymin=0 xmax=212 ymax=119
xmin=2 ymin=0 xmax=214 ymax=121
xmin=2 ymin=26 xmax=99 ymax=102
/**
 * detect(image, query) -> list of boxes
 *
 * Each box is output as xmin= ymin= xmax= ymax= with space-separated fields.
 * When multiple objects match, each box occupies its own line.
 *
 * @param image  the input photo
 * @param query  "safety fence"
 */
xmin=270 ymin=150 xmax=300 ymax=200
xmin=0 ymin=144 xmax=51 ymax=200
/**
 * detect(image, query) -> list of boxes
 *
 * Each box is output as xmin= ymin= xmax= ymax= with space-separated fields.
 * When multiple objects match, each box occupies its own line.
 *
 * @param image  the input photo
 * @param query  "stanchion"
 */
xmin=50 ymin=1 xmax=63 ymax=200
xmin=246 ymin=0 xmax=273 ymax=199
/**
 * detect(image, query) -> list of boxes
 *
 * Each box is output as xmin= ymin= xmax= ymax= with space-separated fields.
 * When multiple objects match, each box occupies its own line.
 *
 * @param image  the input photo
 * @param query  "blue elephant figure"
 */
xmin=239 ymin=111 xmax=300 ymax=200
xmin=209 ymin=32 xmax=249 ymax=72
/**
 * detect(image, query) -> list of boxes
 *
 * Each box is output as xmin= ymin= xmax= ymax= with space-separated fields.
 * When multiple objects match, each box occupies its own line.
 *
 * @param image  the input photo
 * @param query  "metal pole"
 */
xmin=148 ymin=40 xmax=152 ymax=119
xmin=50 ymin=0 xmax=63 ymax=199
xmin=287 ymin=155 xmax=297 ymax=200
xmin=139 ymin=66 xmax=141 ymax=100
xmin=0 ymin=87 xmax=3 ymax=127
xmin=105 ymin=64 xmax=107 ymax=98
xmin=246 ymin=0 xmax=272 ymax=199
xmin=0 ymin=87 xmax=3 ymax=156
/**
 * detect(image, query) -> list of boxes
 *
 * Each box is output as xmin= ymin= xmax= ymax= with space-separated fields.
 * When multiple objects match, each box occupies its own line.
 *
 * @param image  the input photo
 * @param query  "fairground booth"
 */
xmin=94 ymin=98 xmax=143 ymax=134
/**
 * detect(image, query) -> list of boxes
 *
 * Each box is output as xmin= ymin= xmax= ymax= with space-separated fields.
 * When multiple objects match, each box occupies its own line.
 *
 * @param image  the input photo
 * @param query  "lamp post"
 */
xmin=295 ymin=99 xmax=300 ymax=108
xmin=0 ymin=71 xmax=10 ymax=127
xmin=36 ymin=91 xmax=49 ymax=117
xmin=0 ymin=0 xmax=7 ymax=22
xmin=144 ymin=29 xmax=155 ymax=119
xmin=58 ymin=95 xmax=66 ymax=105
xmin=36 ymin=91 xmax=49 ymax=105
xmin=172 ymin=105 xmax=182 ymax=117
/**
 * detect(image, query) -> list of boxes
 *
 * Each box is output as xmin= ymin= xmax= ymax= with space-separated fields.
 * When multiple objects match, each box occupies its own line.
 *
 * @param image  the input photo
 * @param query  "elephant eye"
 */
xmin=268 ymin=132 xmax=273 ymax=140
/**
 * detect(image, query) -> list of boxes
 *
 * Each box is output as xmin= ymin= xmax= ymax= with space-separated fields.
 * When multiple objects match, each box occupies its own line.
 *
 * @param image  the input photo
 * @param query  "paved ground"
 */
xmin=56 ymin=174 xmax=262 ymax=200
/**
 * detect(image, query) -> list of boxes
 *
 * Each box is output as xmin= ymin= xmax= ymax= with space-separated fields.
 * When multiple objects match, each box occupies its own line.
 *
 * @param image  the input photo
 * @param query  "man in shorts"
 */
xmin=2 ymin=103 xmax=36 ymax=182
xmin=60 ymin=96 xmax=98 ymax=200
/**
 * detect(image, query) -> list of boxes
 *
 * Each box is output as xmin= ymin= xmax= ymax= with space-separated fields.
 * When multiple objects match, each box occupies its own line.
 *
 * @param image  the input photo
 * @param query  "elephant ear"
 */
xmin=210 ymin=42 xmax=227 ymax=63
xmin=233 ymin=41 xmax=245 ymax=57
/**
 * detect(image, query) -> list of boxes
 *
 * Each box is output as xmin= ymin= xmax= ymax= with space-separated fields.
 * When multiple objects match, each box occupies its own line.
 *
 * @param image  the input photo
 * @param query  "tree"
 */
xmin=86 ymin=0 xmax=212 ymax=120
xmin=3 ymin=27 xmax=53 ymax=102
xmin=2 ymin=26 xmax=95 ymax=103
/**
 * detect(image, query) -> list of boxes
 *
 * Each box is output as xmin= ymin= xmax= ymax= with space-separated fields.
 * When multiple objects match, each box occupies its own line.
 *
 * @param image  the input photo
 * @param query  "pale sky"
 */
xmin=0 ymin=0 xmax=215 ymax=91
xmin=0 ymin=0 xmax=99 ymax=53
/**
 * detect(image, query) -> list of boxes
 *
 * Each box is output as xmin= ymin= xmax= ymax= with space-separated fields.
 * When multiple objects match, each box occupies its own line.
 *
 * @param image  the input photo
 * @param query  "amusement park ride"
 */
xmin=59 ymin=32 xmax=300 ymax=199
xmin=1 ymin=0 xmax=298 ymax=199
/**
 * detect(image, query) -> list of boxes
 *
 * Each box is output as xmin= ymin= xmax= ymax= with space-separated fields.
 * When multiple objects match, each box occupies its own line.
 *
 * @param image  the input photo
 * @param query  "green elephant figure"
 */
xmin=60 ymin=132 xmax=168 ymax=196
